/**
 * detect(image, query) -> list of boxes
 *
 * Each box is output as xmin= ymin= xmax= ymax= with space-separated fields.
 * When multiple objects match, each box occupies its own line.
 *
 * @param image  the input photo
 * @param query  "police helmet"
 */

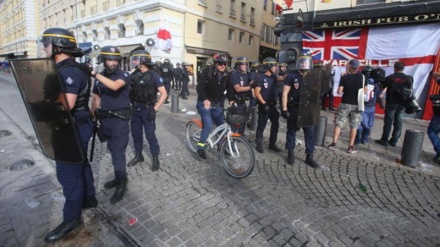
xmin=130 ymin=50 xmax=154 ymax=69
xmin=261 ymin=57 xmax=277 ymax=72
xmin=362 ymin=66 xmax=373 ymax=77
xmin=279 ymin=63 xmax=288 ymax=67
xmin=40 ymin=28 xmax=83 ymax=58
xmin=182 ymin=62 xmax=187 ymax=67
xmin=296 ymin=56 xmax=313 ymax=70
xmin=235 ymin=56 xmax=249 ymax=70
xmin=250 ymin=61 xmax=261 ymax=71
xmin=371 ymin=67 xmax=386 ymax=82
xmin=98 ymin=46 xmax=122 ymax=64
xmin=213 ymin=53 xmax=229 ymax=64
xmin=176 ymin=62 xmax=181 ymax=66
xmin=164 ymin=58 xmax=170 ymax=64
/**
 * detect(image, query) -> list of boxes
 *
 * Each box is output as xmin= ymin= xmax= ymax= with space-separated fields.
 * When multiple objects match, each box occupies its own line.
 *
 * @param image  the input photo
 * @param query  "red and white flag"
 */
xmin=157 ymin=28 xmax=172 ymax=52
xmin=274 ymin=0 xmax=293 ymax=13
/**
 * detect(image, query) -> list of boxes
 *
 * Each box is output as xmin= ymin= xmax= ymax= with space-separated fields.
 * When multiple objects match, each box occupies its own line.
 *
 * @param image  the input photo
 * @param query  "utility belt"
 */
xmin=265 ymin=100 xmax=276 ymax=107
xmin=96 ymin=107 xmax=132 ymax=120
xmin=132 ymin=102 xmax=155 ymax=111
xmin=235 ymin=95 xmax=251 ymax=103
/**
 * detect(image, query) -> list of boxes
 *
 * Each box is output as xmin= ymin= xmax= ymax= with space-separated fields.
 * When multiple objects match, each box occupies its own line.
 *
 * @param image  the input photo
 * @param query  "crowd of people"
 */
xmin=18 ymin=26 xmax=439 ymax=244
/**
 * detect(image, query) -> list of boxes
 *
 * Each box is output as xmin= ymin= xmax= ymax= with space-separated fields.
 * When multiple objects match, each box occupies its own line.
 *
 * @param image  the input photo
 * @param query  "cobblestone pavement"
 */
xmin=1 ymin=72 xmax=440 ymax=246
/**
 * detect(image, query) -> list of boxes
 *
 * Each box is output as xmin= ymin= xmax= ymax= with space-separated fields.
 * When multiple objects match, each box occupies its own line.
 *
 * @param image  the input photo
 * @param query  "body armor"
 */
xmin=130 ymin=70 xmax=157 ymax=103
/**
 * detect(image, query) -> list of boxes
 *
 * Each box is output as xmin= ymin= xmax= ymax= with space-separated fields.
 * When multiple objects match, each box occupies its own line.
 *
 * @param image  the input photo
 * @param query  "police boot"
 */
xmin=110 ymin=177 xmax=128 ymax=204
xmin=44 ymin=218 xmax=82 ymax=243
xmin=305 ymin=153 xmax=320 ymax=169
xmin=287 ymin=150 xmax=294 ymax=165
xmin=104 ymin=178 xmax=118 ymax=189
xmin=127 ymin=153 xmax=144 ymax=167
xmin=151 ymin=155 xmax=160 ymax=171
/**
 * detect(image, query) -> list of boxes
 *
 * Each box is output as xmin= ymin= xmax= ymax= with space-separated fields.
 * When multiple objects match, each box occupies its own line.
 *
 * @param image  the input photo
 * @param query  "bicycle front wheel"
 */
xmin=220 ymin=136 xmax=255 ymax=178
xmin=186 ymin=120 xmax=202 ymax=153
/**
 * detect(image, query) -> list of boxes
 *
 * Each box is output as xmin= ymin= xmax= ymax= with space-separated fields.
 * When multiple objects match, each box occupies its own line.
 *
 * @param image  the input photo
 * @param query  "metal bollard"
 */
xmin=401 ymin=129 xmax=424 ymax=167
xmin=249 ymin=106 xmax=258 ymax=131
xmin=171 ymin=94 xmax=179 ymax=113
xmin=314 ymin=116 xmax=327 ymax=146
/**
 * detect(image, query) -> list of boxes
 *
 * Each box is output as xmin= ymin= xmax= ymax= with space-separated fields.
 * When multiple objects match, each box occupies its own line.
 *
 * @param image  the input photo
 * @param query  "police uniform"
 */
xmin=56 ymin=58 xmax=96 ymax=222
xmin=284 ymin=70 xmax=315 ymax=154
xmin=130 ymin=69 xmax=163 ymax=163
xmin=93 ymin=69 xmax=131 ymax=183
xmin=159 ymin=61 xmax=173 ymax=101
xmin=229 ymin=69 xmax=251 ymax=133
xmin=255 ymin=73 xmax=280 ymax=148
xmin=181 ymin=65 xmax=190 ymax=99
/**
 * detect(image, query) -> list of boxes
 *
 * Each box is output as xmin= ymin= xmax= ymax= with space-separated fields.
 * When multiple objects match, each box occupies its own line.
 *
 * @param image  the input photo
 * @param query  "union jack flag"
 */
xmin=302 ymin=28 xmax=368 ymax=60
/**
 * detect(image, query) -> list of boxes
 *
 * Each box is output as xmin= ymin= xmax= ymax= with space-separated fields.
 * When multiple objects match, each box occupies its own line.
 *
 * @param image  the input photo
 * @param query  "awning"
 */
xmin=118 ymin=44 xmax=143 ymax=56
xmin=186 ymin=46 xmax=231 ymax=58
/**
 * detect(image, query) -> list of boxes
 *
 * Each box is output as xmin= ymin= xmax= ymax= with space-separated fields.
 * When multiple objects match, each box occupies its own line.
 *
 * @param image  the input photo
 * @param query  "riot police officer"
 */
xmin=254 ymin=57 xmax=282 ymax=153
xmin=174 ymin=62 xmax=183 ymax=91
xmin=39 ymin=28 xmax=96 ymax=243
xmin=90 ymin=46 xmax=131 ymax=204
xmin=126 ymin=50 xmax=167 ymax=170
xmin=181 ymin=62 xmax=190 ymax=100
xmin=159 ymin=58 xmax=174 ymax=104
xmin=196 ymin=53 xmax=229 ymax=160
xmin=281 ymin=56 xmax=320 ymax=168
xmin=228 ymin=56 xmax=253 ymax=134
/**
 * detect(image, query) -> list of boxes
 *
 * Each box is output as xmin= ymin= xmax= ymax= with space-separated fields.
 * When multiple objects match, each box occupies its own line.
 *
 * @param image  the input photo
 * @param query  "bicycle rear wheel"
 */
xmin=186 ymin=121 xmax=202 ymax=153
xmin=220 ymin=136 xmax=255 ymax=178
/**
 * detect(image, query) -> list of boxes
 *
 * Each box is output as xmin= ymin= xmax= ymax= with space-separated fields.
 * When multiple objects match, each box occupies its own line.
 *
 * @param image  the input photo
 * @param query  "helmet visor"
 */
xmin=37 ymin=36 xmax=53 ymax=58
xmin=130 ymin=55 xmax=141 ymax=70
xmin=296 ymin=56 xmax=313 ymax=70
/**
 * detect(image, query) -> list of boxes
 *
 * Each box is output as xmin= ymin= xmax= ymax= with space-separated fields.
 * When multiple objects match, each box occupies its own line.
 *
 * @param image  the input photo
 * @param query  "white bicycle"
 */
xmin=186 ymin=108 xmax=255 ymax=178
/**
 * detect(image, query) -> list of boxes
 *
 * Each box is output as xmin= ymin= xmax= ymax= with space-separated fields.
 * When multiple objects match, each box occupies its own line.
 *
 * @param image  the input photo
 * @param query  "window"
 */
xmin=198 ymin=0 xmax=207 ymax=7
xmin=228 ymin=28 xmax=234 ymax=41
xmin=239 ymin=32 xmax=244 ymax=43
xmin=197 ymin=20 xmax=205 ymax=34
xmin=230 ymin=0 xmax=235 ymax=17
xmin=104 ymin=27 xmax=110 ymax=39
xmin=216 ymin=0 xmax=222 ymax=12
xmin=249 ymin=35 xmax=253 ymax=46
xmin=135 ymin=20 xmax=144 ymax=35
xmin=240 ymin=2 xmax=246 ymax=22
xmin=263 ymin=0 xmax=267 ymax=10
xmin=82 ymin=31 xmax=87 ymax=41
xmin=118 ymin=24 xmax=125 ymax=38
xmin=92 ymin=29 xmax=98 ymax=41
xmin=250 ymin=7 xmax=255 ymax=25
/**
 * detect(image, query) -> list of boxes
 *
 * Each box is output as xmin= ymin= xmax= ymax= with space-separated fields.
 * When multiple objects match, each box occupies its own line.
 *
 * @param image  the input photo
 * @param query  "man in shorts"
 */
xmin=328 ymin=59 xmax=367 ymax=154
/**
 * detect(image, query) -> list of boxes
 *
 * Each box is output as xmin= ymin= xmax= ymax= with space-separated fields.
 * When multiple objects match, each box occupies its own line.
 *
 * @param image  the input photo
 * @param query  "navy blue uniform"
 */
xmin=229 ymin=70 xmax=252 ymax=134
xmin=56 ymin=58 xmax=95 ymax=222
xmin=130 ymin=70 xmax=164 ymax=156
xmin=93 ymin=69 xmax=131 ymax=179
xmin=159 ymin=63 xmax=173 ymax=100
xmin=255 ymin=73 xmax=279 ymax=145
xmin=284 ymin=71 xmax=315 ymax=153
xmin=180 ymin=66 xmax=190 ymax=98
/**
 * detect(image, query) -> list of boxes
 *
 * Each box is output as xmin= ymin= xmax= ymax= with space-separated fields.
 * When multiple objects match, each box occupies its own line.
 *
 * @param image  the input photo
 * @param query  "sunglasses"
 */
xmin=216 ymin=62 xmax=227 ymax=66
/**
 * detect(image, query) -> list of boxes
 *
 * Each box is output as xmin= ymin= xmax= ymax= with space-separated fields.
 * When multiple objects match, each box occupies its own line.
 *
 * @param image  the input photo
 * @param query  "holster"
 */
xmin=95 ymin=123 xmax=106 ymax=142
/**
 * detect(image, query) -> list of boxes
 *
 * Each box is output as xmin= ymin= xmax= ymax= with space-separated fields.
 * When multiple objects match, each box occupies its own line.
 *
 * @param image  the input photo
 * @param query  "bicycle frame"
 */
xmin=206 ymin=123 xmax=229 ymax=149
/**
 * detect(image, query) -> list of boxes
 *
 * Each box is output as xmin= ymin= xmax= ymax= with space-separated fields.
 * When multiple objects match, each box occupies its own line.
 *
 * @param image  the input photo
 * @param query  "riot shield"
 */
xmin=10 ymin=58 xmax=84 ymax=163
xmin=297 ymin=69 xmax=324 ymax=127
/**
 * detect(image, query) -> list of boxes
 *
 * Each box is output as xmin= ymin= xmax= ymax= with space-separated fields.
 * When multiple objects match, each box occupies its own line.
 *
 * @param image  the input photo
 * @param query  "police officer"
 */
xmin=195 ymin=53 xmax=229 ymax=160
xmin=254 ymin=57 xmax=282 ymax=153
xmin=126 ymin=50 xmax=167 ymax=170
xmin=90 ymin=46 xmax=131 ymax=204
xmin=228 ymin=56 xmax=252 ymax=134
xmin=174 ymin=62 xmax=183 ymax=91
xmin=159 ymin=58 xmax=174 ymax=104
xmin=39 ymin=28 xmax=96 ymax=243
xmin=180 ymin=62 xmax=190 ymax=100
xmin=281 ymin=56 xmax=320 ymax=168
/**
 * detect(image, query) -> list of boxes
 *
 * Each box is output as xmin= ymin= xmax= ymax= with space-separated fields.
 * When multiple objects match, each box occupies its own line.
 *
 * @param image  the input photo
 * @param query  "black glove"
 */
xmin=148 ymin=109 xmax=156 ymax=121
xmin=263 ymin=104 xmax=271 ymax=114
xmin=281 ymin=110 xmax=290 ymax=119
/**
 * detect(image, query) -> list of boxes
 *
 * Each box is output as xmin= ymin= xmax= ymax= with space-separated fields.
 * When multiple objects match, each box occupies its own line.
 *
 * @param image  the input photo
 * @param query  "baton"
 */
xmin=90 ymin=120 xmax=97 ymax=162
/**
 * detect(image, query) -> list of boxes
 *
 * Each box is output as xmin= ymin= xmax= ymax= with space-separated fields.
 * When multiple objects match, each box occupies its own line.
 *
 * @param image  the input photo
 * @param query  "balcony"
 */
xmin=229 ymin=9 xmax=236 ymax=18
xmin=250 ymin=18 xmax=255 ymax=26
xmin=198 ymin=0 xmax=207 ymax=7
xmin=216 ymin=4 xmax=222 ymax=13
xmin=240 ymin=14 xmax=246 ymax=22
